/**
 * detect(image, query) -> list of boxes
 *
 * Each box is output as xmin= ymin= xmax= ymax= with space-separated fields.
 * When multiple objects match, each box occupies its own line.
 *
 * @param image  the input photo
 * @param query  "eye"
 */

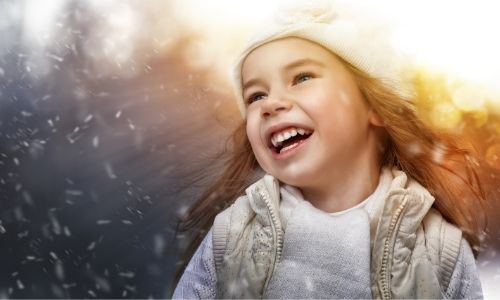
xmin=246 ymin=92 xmax=267 ymax=105
xmin=293 ymin=72 xmax=313 ymax=85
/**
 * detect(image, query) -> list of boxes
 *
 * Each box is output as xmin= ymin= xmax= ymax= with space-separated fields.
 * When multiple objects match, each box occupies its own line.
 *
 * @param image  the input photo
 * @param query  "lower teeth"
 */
xmin=280 ymin=142 xmax=299 ymax=153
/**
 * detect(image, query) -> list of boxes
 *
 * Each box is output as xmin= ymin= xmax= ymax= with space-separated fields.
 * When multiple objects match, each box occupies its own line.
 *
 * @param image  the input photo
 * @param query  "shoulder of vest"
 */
xmin=422 ymin=208 xmax=462 ymax=291
xmin=212 ymin=195 xmax=252 ymax=271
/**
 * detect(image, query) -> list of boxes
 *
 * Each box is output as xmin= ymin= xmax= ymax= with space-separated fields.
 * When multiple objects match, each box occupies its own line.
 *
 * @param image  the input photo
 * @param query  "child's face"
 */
xmin=241 ymin=38 xmax=382 ymax=189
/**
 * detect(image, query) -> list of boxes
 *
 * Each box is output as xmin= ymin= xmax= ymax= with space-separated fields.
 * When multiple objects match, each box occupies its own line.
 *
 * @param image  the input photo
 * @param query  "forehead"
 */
xmin=241 ymin=37 xmax=336 ymax=75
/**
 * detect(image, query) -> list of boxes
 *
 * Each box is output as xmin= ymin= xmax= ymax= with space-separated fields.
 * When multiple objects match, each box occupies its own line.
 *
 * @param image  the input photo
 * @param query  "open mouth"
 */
xmin=269 ymin=127 xmax=313 ymax=154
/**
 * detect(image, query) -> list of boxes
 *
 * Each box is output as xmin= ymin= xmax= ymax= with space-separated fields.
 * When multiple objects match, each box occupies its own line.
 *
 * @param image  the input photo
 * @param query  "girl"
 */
xmin=173 ymin=1 xmax=488 ymax=298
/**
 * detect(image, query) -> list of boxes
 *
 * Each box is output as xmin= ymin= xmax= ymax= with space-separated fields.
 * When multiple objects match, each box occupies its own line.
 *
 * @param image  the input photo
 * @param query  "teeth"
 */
xmin=270 ymin=127 xmax=311 ymax=148
xmin=280 ymin=143 xmax=298 ymax=153
xmin=271 ymin=138 xmax=278 ymax=148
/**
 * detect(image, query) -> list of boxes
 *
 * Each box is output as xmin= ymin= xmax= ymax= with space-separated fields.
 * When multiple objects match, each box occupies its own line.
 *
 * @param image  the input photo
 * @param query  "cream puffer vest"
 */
xmin=212 ymin=169 xmax=462 ymax=299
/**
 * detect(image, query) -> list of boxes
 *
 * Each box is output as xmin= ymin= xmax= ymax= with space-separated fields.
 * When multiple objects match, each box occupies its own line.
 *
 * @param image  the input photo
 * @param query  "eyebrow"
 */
xmin=242 ymin=58 xmax=326 ymax=92
xmin=283 ymin=58 xmax=326 ymax=72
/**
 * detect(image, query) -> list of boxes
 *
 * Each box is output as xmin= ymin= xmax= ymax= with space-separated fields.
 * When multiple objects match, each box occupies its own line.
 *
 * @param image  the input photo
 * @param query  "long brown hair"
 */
xmin=345 ymin=62 xmax=487 ymax=250
xmin=174 ymin=57 xmax=489 ymax=283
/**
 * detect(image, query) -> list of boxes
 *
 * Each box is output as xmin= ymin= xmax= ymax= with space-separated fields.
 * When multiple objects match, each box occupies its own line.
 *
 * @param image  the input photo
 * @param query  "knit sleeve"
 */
xmin=172 ymin=228 xmax=217 ymax=299
xmin=444 ymin=238 xmax=483 ymax=299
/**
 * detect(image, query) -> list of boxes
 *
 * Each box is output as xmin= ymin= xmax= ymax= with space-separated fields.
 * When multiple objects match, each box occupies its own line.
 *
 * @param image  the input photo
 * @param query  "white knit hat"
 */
xmin=233 ymin=0 xmax=413 ymax=117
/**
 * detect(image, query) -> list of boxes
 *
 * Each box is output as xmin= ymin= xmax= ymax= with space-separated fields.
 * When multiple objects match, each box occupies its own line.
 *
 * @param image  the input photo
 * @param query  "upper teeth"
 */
xmin=271 ymin=127 xmax=311 ymax=148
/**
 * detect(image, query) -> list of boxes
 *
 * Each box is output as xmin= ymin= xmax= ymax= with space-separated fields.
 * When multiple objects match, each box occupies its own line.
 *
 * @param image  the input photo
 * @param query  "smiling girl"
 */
xmin=173 ymin=1 xmax=487 ymax=298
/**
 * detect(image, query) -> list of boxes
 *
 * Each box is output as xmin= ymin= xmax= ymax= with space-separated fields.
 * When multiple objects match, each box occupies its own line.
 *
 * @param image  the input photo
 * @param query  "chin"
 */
xmin=273 ymin=170 xmax=315 ymax=188
xmin=263 ymin=161 xmax=320 ymax=187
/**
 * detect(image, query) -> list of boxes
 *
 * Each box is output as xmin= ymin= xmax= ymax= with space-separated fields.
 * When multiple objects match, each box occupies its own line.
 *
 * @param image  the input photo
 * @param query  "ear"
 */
xmin=368 ymin=109 xmax=384 ymax=127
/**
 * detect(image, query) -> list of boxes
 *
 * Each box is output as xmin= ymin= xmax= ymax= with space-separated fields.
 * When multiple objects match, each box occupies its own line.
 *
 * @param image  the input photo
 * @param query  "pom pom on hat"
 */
xmin=232 ymin=0 xmax=414 ymax=117
xmin=274 ymin=0 xmax=336 ymax=25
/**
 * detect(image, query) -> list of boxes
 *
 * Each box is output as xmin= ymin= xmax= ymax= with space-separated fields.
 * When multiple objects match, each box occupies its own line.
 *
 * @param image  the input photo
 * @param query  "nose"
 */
xmin=261 ymin=92 xmax=292 ymax=118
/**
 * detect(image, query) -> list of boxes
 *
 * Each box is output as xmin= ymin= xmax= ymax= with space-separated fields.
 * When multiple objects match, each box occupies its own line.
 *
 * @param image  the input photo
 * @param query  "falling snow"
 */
xmin=127 ymin=119 xmax=135 ymax=130
xmin=65 ymin=189 xmax=83 ymax=196
xmin=0 ymin=0 xmax=499 ymax=299
xmin=49 ymin=252 xmax=58 ymax=260
xmin=84 ymin=114 xmax=94 ymax=123
xmin=96 ymin=220 xmax=111 ymax=225
xmin=49 ymin=213 xmax=62 ymax=235
xmin=62 ymin=283 xmax=77 ymax=289
xmin=46 ymin=53 xmax=64 ymax=62
xmin=103 ymin=162 xmax=117 ymax=179
xmin=63 ymin=226 xmax=71 ymax=236
xmin=20 ymin=111 xmax=33 ymax=117
xmin=92 ymin=136 xmax=99 ymax=148
xmin=54 ymin=261 xmax=65 ymax=281
xmin=118 ymin=271 xmax=135 ymax=279
xmin=94 ymin=276 xmax=111 ymax=293
xmin=154 ymin=234 xmax=165 ymax=258
xmin=16 ymin=280 xmax=24 ymax=290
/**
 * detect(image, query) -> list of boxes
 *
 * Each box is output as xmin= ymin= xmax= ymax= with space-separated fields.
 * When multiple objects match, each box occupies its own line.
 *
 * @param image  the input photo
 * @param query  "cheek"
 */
xmin=245 ymin=119 xmax=258 ymax=144
xmin=332 ymin=90 xmax=370 ymax=123
xmin=245 ymin=120 xmax=272 ymax=171
xmin=337 ymin=90 xmax=355 ymax=106
xmin=317 ymin=97 xmax=368 ymax=137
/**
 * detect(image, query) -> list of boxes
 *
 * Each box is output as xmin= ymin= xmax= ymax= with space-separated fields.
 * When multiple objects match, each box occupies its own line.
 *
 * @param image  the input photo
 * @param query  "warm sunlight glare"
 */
xmin=173 ymin=0 xmax=285 ymax=79
xmin=176 ymin=0 xmax=500 ymax=111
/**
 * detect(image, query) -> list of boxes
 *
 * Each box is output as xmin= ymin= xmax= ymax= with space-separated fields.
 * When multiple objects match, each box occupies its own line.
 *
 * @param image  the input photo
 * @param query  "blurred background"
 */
xmin=0 ymin=0 xmax=499 ymax=298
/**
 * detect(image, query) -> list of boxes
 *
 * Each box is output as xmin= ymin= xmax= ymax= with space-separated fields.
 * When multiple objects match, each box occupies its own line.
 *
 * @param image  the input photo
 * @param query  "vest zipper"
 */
xmin=256 ymin=187 xmax=283 ymax=290
xmin=379 ymin=196 xmax=408 ymax=300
